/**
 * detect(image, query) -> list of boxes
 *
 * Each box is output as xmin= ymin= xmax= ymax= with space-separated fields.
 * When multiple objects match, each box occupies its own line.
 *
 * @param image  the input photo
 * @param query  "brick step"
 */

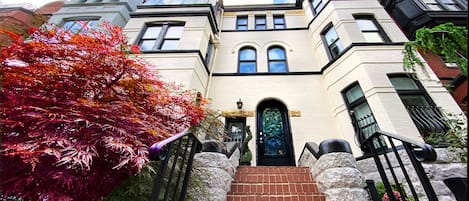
xmin=228 ymin=166 xmax=325 ymax=201
xmin=230 ymin=182 xmax=321 ymax=194
xmin=236 ymin=166 xmax=310 ymax=174
xmin=227 ymin=194 xmax=326 ymax=201
xmin=233 ymin=173 xmax=313 ymax=183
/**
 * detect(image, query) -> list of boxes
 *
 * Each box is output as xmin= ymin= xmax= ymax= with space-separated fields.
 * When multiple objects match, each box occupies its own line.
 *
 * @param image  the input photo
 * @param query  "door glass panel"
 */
xmin=262 ymin=108 xmax=286 ymax=156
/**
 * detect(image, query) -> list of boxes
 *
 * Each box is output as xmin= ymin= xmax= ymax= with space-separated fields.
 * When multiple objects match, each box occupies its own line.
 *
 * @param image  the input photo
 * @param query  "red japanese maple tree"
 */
xmin=0 ymin=22 xmax=205 ymax=200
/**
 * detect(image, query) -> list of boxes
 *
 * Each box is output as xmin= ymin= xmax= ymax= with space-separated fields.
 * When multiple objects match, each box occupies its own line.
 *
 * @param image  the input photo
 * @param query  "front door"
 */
xmin=256 ymin=99 xmax=295 ymax=166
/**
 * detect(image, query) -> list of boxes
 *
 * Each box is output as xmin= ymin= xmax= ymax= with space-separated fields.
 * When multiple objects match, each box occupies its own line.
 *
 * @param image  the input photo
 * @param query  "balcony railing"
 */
xmin=405 ymin=105 xmax=447 ymax=136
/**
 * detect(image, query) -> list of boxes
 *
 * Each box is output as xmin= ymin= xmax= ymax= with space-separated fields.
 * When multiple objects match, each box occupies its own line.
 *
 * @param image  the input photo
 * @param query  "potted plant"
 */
xmin=239 ymin=125 xmax=253 ymax=166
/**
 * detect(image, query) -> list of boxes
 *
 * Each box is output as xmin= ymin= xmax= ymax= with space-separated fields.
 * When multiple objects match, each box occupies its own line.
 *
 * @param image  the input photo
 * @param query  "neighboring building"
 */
xmin=121 ymin=0 xmax=463 ymax=166
xmin=0 ymin=2 xmax=63 ymax=45
xmin=48 ymin=0 xmax=140 ymax=31
xmin=378 ymin=0 xmax=468 ymax=112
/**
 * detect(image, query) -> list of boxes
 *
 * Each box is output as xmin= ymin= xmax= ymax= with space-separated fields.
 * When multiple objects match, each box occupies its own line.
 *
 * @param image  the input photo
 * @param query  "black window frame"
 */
xmin=255 ymin=15 xmax=267 ymax=30
xmin=238 ymin=46 xmax=257 ymax=73
xmin=267 ymin=46 xmax=288 ymax=73
xmin=236 ymin=16 xmax=248 ymax=31
xmin=420 ymin=0 xmax=467 ymax=11
xmin=205 ymin=40 xmax=214 ymax=65
xmin=388 ymin=73 xmax=447 ymax=138
xmin=321 ymin=23 xmax=344 ymax=60
xmin=273 ymin=15 xmax=286 ymax=29
xmin=341 ymin=82 xmax=381 ymax=154
xmin=137 ymin=22 xmax=185 ymax=51
xmin=62 ymin=17 xmax=100 ymax=33
xmin=310 ymin=0 xmax=325 ymax=15
xmin=353 ymin=15 xmax=391 ymax=43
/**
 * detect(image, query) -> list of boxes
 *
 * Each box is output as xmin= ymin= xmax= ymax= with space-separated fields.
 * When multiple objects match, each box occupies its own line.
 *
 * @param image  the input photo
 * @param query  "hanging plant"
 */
xmin=403 ymin=23 xmax=467 ymax=76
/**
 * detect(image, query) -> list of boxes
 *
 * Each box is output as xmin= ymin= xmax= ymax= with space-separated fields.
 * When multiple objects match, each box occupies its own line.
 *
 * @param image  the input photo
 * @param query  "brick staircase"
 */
xmin=227 ymin=166 xmax=326 ymax=201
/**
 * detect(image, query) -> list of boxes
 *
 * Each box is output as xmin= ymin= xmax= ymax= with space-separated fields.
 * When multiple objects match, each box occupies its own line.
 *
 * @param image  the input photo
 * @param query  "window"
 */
xmin=139 ymin=23 xmax=184 ymax=51
xmin=255 ymin=15 xmax=266 ymax=30
xmin=421 ymin=0 xmax=465 ymax=11
xmin=237 ymin=16 xmax=248 ymax=30
xmin=238 ymin=47 xmax=257 ymax=73
xmin=322 ymin=25 xmax=344 ymax=59
xmin=268 ymin=46 xmax=287 ymax=72
xmin=310 ymin=0 xmax=325 ymax=15
xmin=354 ymin=15 xmax=390 ymax=43
xmin=62 ymin=19 xmax=99 ymax=33
xmin=205 ymin=41 xmax=214 ymax=65
xmin=273 ymin=15 xmax=286 ymax=29
xmin=388 ymin=74 xmax=447 ymax=136
xmin=342 ymin=83 xmax=381 ymax=153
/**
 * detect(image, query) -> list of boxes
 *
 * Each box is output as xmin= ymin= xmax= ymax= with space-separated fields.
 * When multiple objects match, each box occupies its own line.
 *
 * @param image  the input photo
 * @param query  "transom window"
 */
xmin=354 ymin=15 xmax=390 ymax=43
xmin=62 ymin=19 xmax=99 ymax=33
xmin=310 ymin=0 xmax=325 ymax=15
xmin=322 ymin=25 xmax=344 ymax=59
xmin=255 ymin=15 xmax=266 ymax=30
xmin=238 ymin=47 xmax=257 ymax=73
xmin=421 ymin=0 xmax=465 ymax=10
xmin=268 ymin=46 xmax=287 ymax=72
xmin=237 ymin=16 xmax=248 ymax=30
xmin=139 ymin=23 xmax=184 ymax=51
xmin=273 ymin=15 xmax=286 ymax=29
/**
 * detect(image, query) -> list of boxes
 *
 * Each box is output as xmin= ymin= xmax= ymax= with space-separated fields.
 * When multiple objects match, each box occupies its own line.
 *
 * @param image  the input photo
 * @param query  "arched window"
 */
xmin=267 ymin=46 xmax=288 ymax=72
xmin=238 ymin=47 xmax=257 ymax=73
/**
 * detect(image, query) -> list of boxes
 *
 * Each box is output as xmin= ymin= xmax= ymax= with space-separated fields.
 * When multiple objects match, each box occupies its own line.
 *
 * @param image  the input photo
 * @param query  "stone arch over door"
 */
xmin=256 ymin=99 xmax=295 ymax=166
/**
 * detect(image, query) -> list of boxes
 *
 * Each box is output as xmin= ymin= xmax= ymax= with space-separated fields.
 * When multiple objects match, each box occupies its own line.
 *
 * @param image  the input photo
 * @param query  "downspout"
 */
xmin=204 ymin=3 xmax=223 ymax=98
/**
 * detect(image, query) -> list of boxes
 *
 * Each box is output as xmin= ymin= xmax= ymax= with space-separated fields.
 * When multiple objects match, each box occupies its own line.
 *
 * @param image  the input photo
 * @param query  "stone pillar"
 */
xmin=187 ymin=152 xmax=237 ymax=201
xmin=312 ymin=139 xmax=369 ymax=201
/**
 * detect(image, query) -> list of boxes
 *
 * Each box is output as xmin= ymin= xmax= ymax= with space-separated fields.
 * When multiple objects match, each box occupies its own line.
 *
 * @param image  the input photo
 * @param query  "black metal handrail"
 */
xmin=362 ymin=130 xmax=438 ymax=201
xmin=405 ymin=105 xmax=447 ymax=136
xmin=148 ymin=130 xmax=202 ymax=201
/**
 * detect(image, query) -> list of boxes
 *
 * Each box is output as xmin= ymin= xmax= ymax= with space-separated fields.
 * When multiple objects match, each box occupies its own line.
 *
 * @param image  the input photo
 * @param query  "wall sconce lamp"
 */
xmin=236 ymin=98 xmax=243 ymax=109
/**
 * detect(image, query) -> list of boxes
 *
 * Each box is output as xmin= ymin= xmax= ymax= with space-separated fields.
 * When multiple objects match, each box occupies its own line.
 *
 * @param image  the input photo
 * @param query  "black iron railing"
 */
xmin=363 ymin=130 xmax=438 ymax=201
xmin=148 ymin=130 xmax=202 ymax=201
xmin=405 ymin=105 xmax=447 ymax=136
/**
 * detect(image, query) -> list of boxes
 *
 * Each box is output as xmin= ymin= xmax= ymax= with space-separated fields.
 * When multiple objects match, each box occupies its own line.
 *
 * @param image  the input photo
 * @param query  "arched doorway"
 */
xmin=256 ymin=99 xmax=295 ymax=166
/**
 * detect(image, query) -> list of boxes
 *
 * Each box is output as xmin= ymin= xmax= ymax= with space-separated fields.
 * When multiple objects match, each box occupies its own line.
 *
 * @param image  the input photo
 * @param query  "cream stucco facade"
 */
xmin=119 ymin=0 xmax=462 ymax=165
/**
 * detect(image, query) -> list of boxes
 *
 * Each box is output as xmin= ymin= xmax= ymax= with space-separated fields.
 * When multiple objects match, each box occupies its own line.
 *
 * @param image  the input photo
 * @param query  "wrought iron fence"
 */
xmin=363 ymin=130 xmax=438 ymax=201
xmin=148 ymin=131 xmax=202 ymax=201
xmin=405 ymin=105 xmax=447 ymax=136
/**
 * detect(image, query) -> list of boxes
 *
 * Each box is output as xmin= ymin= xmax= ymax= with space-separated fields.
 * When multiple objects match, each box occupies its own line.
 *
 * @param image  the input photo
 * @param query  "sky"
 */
xmin=0 ymin=0 xmax=293 ymax=8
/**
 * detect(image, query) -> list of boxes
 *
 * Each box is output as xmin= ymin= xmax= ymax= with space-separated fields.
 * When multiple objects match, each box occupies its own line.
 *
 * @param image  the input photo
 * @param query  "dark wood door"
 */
xmin=256 ymin=99 xmax=295 ymax=166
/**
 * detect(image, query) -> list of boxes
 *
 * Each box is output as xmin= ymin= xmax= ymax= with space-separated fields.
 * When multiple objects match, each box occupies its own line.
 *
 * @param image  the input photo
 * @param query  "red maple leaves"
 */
xmin=0 ymin=22 xmax=206 ymax=200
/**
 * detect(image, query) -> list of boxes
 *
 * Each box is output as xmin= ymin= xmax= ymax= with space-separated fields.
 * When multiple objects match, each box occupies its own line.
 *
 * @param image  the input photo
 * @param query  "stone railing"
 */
xmin=298 ymin=139 xmax=370 ymax=201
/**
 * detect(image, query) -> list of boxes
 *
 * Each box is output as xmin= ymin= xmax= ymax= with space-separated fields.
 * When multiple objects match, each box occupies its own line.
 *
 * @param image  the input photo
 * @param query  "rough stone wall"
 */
xmin=356 ymin=148 xmax=467 ymax=201
xmin=187 ymin=150 xmax=239 ymax=201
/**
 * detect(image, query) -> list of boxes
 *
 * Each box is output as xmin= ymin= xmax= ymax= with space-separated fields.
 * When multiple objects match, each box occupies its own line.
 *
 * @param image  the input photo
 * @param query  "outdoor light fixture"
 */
xmin=236 ymin=98 xmax=243 ymax=109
